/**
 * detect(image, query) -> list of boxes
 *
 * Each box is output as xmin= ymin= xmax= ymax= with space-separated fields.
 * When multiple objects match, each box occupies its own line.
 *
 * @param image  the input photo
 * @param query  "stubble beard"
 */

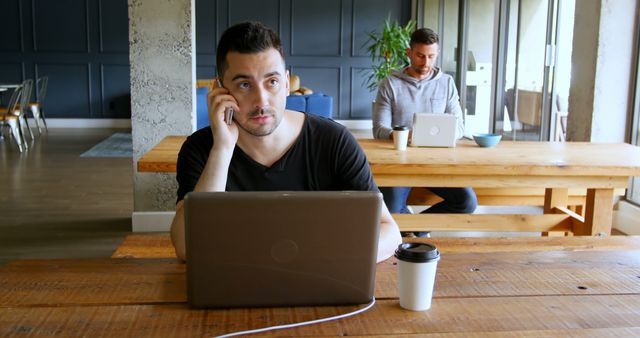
xmin=412 ymin=64 xmax=433 ymax=77
xmin=236 ymin=107 xmax=283 ymax=137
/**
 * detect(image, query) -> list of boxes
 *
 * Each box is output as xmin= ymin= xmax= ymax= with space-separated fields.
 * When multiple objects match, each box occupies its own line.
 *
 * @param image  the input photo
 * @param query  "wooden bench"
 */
xmin=407 ymin=187 xmax=626 ymax=213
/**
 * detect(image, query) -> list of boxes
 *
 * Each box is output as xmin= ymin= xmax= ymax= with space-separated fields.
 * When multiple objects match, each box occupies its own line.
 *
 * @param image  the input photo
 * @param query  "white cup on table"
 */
xmin=395 ymin=242 xmax=440 ymax=311
xmin=392 ymin=126 xmax=409 ymax=151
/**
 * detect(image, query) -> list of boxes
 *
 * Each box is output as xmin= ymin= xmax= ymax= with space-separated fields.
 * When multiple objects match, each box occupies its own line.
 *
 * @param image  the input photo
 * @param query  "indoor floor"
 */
xmin=0 ymin=128 xmax=133 ymax=266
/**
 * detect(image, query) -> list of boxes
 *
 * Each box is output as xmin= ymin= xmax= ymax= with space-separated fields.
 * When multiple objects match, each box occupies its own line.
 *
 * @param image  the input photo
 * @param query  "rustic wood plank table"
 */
xmin=137 ymin=136 xmax=640 ymax=236
xmin=2 ymin=236 xmax=640 ymax=337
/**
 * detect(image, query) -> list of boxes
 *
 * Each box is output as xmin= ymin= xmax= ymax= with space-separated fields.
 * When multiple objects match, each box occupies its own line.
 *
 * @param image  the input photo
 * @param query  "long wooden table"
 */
xmin=137 ymin=136 xmax=640 ymax=236
xmin=2 ymin=236 xmax=640 ymax=336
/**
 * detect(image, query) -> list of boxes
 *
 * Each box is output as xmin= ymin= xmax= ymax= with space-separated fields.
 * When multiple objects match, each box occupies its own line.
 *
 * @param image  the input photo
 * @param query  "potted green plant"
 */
xmin=363 ymin=18 xmax=416 ymax=91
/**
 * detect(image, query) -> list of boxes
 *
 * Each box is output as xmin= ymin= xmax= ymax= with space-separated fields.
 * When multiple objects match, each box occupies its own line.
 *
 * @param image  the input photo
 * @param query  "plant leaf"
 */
xmin=362 ymin=18 xmax=416 ymax=92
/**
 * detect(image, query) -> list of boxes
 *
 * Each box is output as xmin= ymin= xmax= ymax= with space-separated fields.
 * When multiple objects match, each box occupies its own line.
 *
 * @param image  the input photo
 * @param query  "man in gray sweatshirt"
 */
xmin=372 ymin=28 xmax=477 ymax=237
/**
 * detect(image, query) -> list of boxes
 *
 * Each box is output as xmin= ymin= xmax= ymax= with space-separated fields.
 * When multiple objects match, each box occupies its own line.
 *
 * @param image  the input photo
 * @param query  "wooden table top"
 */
xmin=111 ymin=232 xmax=640 ymax=258
xmin=360 ymin=138 xmax=640 ymax=176
xmin=137 ymin=136 xmax=640 ymax=178
xmin=2 ymin=236 xmax=640 ymax=336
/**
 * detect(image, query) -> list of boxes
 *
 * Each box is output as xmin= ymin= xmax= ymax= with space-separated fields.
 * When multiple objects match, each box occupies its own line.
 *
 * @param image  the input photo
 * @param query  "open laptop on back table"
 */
xmin=184 ymin=190 xmax=381 ymax=308
xmin=411 ymin=113 xmax=458 ymax=147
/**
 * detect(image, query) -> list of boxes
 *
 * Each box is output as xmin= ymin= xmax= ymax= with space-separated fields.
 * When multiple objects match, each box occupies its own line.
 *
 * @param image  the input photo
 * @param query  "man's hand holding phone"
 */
xmin=216 ymin=79 xmax=234 ymax=125
xmin=207 ymin=78 xmax=240 ymax=151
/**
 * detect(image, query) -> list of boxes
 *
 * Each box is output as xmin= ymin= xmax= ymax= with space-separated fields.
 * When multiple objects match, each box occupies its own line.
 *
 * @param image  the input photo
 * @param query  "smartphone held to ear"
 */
xmin=217 ymin=78 xmax=234 ymax=125
xmin=224 ymin=107 xmax=234 ymax=125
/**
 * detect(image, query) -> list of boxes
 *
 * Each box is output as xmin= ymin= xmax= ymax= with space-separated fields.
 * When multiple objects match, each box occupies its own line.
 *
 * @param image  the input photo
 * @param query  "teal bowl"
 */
xmin=473 ymin=133 xmax=502 ymax=147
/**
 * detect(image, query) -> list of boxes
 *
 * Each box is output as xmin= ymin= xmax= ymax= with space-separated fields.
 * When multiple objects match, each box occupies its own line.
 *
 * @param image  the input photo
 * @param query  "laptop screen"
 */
xmin=411 ymin=113 xmax=458 ymax=147
xmin=184 ymin=191 xmax=381 ymax=308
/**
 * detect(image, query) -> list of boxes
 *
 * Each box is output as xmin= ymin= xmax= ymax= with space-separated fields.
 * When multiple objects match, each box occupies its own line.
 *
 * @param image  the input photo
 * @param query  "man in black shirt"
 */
xmin=170 ymin=21 xmax=402 ymax=262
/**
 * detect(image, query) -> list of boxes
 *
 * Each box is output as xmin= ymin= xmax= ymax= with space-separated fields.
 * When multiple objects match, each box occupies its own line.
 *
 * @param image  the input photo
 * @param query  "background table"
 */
xmin=0 ymin=84 xmax=20 ymax=104
xmin=1 ymin=236 xmax=639 ymax=336
xmin=137 ymin=136 xmax=640 ymax=236
xmin=0 ymin=84 xmax=20 ymax=90
xmin=360 ymin=138 xmax=640 ymax=235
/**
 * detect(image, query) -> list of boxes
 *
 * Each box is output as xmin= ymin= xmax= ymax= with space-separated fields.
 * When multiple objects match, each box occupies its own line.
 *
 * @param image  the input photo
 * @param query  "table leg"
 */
xmin=543 ymin=188 xmax=569 ymax=236
xmin=577 ymin=188 xmax=615 ymax=236
xmin=569 ymin=204 xmax=584 ymax=217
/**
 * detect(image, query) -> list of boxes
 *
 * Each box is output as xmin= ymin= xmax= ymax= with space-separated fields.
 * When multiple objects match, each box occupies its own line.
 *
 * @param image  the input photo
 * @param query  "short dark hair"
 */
xmin=216 ymin=21 xmax=285 ymax=80
xmin=410 ymin=28 xmax=439 ymax=47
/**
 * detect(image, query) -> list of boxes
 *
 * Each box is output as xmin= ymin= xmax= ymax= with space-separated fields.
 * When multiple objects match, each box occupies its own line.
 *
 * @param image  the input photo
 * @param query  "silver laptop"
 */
xmin=411 ymin=113 xmax=458 ymax=147
xmin=184 ymin=191 xmax=381 ymax=308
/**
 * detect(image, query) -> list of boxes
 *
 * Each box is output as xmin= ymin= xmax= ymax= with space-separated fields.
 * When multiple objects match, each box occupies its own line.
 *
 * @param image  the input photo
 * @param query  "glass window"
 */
xmin=418 ymin=0 xmax=574 ymax=141
xmin=628 ymin=26 xmax=640 ymax=205
xmin=464 ymin=0 xmax=497 ymax=136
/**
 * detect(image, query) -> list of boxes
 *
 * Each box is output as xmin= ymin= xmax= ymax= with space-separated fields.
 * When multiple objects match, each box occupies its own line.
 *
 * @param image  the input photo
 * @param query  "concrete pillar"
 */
xmin=567 ymin=0 xmax=637 ymax=142
xmin=128 ymin=0 xmax=196 ymax=227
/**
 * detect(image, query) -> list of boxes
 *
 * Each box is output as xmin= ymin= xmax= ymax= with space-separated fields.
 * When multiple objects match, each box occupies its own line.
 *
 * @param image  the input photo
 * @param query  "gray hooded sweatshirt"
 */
xmin=372 ymin=67 xmax=464 ymax=140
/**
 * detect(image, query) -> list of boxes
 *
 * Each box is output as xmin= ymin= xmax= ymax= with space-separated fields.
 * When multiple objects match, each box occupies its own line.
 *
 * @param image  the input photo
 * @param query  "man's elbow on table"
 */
xmin=377 ymin=225 xmax=402 ymax=263
xmin=170 ymin=201 xmax=187 ymax=262
xmin=377 ymin=208 xmax=402 ymax=263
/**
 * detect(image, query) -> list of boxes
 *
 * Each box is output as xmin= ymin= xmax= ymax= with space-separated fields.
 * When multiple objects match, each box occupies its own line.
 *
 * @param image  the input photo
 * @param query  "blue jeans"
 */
xmin=380 ymin=187 xmax=478 ymax=214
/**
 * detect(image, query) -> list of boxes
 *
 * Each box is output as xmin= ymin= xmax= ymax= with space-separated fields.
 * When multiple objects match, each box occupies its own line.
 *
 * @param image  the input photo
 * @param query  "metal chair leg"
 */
xmin=7 ymin=119 xmax=25 ymax=152
xmin=30 ymin=104 xmax=42 ymax=135
xmin=21 ymin=113 xmax=35 ymax=141
xmin=40 ymin=107 xmax=48 ymax=131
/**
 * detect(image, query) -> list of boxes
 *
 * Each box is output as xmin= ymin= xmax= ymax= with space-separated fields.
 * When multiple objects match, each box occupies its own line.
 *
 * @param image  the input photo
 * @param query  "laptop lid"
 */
xmin=411 ymin=113 xmax=457 ymax=147
xmin=184 ymin=191 xmax=381 ymax=308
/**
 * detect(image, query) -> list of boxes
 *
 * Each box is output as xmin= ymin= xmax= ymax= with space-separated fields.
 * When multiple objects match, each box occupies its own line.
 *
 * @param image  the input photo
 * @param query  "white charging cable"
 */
xmin=213 ymin=297 xmax=376 ymax=338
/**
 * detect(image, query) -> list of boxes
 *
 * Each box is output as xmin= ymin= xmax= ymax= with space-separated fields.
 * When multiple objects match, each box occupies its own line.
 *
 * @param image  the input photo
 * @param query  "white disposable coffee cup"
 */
xmin=392 ymin=126 xmax=409 ymax=151
xmin=395 ymin=242 xmax=440 ymax=311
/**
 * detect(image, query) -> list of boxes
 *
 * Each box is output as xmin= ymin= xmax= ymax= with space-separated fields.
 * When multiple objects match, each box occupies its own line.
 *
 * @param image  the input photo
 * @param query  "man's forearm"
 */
xmin=171 ymin=146 xmax=234 ymax=262
xmin=193 ymin=146 xmax=234 ymax=193
xmin=372 ymin=98 xmax=394 ymax=140
xmin=377 ymin=219 xmax=402 ymax=262
xmin=376 ymin=205 xmax=402 ymax=262
xmin=170 ymin=202 xmax=187 ymax=261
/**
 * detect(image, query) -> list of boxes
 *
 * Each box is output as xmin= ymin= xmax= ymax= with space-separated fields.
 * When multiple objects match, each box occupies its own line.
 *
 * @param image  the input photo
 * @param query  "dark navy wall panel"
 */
xmin=101 ymin=64 xmax=130 ymax=118
xmin=33 ymin=0 xmax=89 ymax=52
xmin=290 ymin=0 xmax=342 ymax=56
xmin=0 ymin=0 xmax=23 ymax=52
xmin=0 ymin=0 xmax=129 ymax=118
xmin=0 ymin=64 xmax=24 ymax=83
xmin=197 ymin=65 xmax=216 ymax=80
xmin=99 ymin=0 xmax=129 ymax=53
xmin=350 ymin=67 xmax=377 ymax=118
xmin=228 ymin=0 xmax=280 ymax=34
xmin=352 ymin=0 xmax=410 ymax=57
xmin=196 ymin=0 xmax=217 ymax=55
xmin=1 ymin=0 xmax=410 ymax=120
xmin=37 ymin=63 xmax=90 ymax=118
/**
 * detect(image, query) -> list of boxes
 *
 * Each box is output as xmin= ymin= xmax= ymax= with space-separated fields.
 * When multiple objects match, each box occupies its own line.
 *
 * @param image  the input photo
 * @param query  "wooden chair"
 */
xmin=514 ymin=89 xmax=543 ymax=128
xmin=11 ymin=79 xmax=36 ymax=142
xmin=18 ymin=79 xmax=35 ymax=141
xmin=554 ymin=111 xmax=568 ymax=142
xmin=0 ymin=85 xmax=26 ymax=152
xmin=28 ymin=76 xmax=49 ymax=134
